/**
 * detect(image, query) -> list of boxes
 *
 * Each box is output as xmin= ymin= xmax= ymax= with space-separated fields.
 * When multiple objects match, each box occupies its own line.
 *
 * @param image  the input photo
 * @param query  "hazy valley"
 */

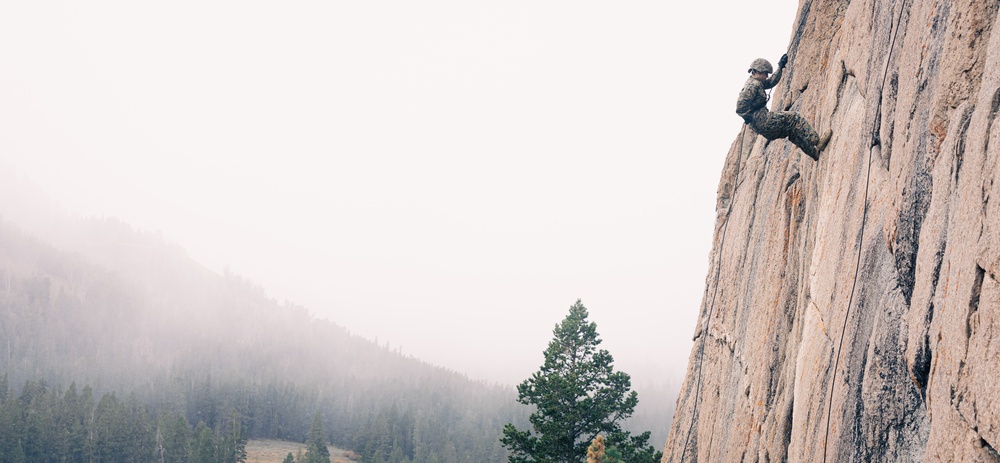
xmin=0 ymin=171 xmax=675 ymax=462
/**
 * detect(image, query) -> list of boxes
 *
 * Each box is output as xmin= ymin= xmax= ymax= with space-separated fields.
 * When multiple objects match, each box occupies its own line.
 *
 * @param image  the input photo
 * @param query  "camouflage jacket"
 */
xmin=735 ymin=66 xmax=783 ymax=123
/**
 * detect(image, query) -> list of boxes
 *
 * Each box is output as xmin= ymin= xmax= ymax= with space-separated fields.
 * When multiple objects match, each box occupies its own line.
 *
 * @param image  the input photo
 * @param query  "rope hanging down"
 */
xmin=678 ymin=124 xmax=748 ymax=461
xmin=679 ymin=5 xmax=899 ymax=453
xmin=821 ymin=1 xmax=906 ymax=460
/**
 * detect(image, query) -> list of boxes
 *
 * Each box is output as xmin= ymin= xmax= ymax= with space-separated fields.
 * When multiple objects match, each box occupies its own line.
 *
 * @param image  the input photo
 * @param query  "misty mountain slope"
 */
xmin=0 ymin=184 xmax=522 ymax=461
xmin=665 ymin=0 xmax=1000 ymax=461
xmin=1 ymin=215 xmax=350 ymax=385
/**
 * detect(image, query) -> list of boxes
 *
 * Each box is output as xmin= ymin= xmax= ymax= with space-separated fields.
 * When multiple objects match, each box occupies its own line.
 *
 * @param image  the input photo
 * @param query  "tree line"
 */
xmin=0 ymin=217 xmax=525 ymax=462
xmin=0 ymin=377 xmax=246 ymax=463
xmin=0 ymin=369 xmax=520 ymax=463
xmin=0 ymin=193 xmax=669 ymax=463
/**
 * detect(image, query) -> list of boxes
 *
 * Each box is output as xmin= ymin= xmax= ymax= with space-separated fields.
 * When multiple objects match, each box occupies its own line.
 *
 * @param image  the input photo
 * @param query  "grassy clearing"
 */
xmin=246 ymin=439 xmax=360 ymax=463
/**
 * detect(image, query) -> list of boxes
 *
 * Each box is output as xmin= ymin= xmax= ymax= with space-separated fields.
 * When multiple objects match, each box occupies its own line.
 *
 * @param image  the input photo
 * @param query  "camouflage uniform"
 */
xmin=736 ymin=59 xmax=820 ymax=160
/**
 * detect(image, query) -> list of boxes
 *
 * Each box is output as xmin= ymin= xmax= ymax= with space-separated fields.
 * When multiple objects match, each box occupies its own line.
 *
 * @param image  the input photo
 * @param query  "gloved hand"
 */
xmin=778 ymin=54 xmax=788 ymax=69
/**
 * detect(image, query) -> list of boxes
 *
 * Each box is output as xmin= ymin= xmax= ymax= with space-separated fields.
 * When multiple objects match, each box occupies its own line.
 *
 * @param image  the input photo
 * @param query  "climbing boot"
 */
xmin=817 ymin=129 xmax=833 ymax=152
xmin=789 ymin=133 xmax=819 ymax=161
xmin=801 ymin=143 xmax=820 ymax=161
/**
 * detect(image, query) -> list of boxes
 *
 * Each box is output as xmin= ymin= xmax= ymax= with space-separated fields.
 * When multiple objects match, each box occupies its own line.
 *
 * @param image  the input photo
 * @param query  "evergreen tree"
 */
xmin=0 ymin=385 xmax=25 ymax=463
xmin=122 ymin=394 xmax=156 ymax=463
xmin=303 ymin=413 xmax=331 ymax=463
xmin=8 ymin=442 xmax=26 ymax=463
xmin=22 ymin=381 xmax=57 ymax=461
xmin=60 ymin=383 xmax=93 ymax=463
xmin=604 ymin=447 xmax=623 ymax=462
xmin=157 ymin=412 xmax=192 ymax=463
xmin=219 ymin=409 xmax=247 ymax=463
xmin=0 ymin=374 xmax=9 ymax=404
xmin=192 ymin=421 xmax=217 ymax=463
xmin=283 ymin=452 xmax=295 ymax=463
xmin=94 ymin=393 xmax=128 ymax=463
xmin=501 ymin=300 xmax=662 ymax=463
xmin=604 ymin=430 xmax=659 ymax=463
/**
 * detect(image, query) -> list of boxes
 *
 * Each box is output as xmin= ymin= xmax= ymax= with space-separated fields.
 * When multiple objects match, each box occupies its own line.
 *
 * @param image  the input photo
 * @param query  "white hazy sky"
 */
xmin=0 ymin=0 xmax=797 ymax=386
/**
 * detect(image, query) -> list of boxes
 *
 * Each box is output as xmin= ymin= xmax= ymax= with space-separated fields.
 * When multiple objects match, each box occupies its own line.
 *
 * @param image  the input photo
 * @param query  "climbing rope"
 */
xmin=820 ymin=112 xmax=874 ymax=463
xmin=821 ymin=1 xmax=906 ymax=460
xmin=678 ymin=123 xmax=749 ymax=461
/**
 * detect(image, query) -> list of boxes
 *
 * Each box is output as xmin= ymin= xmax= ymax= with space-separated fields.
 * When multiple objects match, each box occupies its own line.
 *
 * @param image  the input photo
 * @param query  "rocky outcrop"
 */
xmin=664 ymin=0 xmax=1000 ymax=461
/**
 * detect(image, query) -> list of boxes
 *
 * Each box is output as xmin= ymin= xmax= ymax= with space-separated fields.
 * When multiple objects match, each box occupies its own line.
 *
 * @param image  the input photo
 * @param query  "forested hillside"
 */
xmin=0 ymin=174 xmax=525 ymax=462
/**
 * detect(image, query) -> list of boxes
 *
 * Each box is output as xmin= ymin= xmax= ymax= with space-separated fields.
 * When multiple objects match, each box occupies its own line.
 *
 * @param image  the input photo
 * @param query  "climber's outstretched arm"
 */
xmin=763 ymin=65 xmax=783 ymax=89
xmin=763 ymin=54 xmax=788 ymax=89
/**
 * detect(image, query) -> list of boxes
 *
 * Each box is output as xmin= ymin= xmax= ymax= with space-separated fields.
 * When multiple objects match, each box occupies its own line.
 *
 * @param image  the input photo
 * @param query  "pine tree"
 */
xmin=302 ymin=413 xmax=331 ymax=463
xmin=0 ymin=374 xmax=9 ymax=404
xmin=94 ymin=393 xmax=127 ymax=463
xmin=122 ymin=394 xmax=156 ymax=463
xmin=157 ymin=413 xmax=192 ymax=463
xmin=0 ymin=383 xmax=25 ymax=463
xmin=192 ymin=421 xmax=217 ymax=463
xmin=219 ymin=410 xmax=247 ymax=463
xmin=22 ymin=381 xmax=58 ymax=461
xmin=501 ymin=300 xmax=662 ymax=463
xmin=60 ymin=383 xmax=91 ymax=463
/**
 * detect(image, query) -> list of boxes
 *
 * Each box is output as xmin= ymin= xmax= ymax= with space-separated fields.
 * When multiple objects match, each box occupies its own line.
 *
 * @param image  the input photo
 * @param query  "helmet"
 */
xmin=749 ymin=58 xmax=773 ymax=74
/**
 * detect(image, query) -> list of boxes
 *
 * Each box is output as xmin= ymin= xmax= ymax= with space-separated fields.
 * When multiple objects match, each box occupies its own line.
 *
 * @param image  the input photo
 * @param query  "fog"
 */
xmin=0 ymin=0 xmax=797 ymax=389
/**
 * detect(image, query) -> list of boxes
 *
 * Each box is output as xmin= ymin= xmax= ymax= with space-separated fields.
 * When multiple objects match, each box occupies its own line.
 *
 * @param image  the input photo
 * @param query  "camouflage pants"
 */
xmin=748 ymin=109 xmax=819 ymax=153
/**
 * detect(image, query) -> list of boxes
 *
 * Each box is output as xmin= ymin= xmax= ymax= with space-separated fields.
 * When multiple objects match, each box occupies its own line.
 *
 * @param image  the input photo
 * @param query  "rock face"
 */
xmin=663 ymin=0 xmax=1000 ymax=461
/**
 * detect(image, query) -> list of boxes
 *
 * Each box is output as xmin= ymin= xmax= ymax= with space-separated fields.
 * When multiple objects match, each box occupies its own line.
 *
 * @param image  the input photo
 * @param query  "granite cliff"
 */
xmin=664 ymin=0 xmax=1000 ymax=461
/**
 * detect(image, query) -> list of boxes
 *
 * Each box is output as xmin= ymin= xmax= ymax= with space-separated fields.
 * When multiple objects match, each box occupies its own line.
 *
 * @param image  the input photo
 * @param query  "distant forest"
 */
xmin=0 ymin=211 xmax=524 ymax=462
xmin=0 ymin=173 xmax=674 ymax=462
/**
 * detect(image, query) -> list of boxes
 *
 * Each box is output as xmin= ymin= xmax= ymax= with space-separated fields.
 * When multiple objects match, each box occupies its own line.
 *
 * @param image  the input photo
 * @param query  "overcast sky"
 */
xmin=0 ymin=0 xmax=798 ymax=386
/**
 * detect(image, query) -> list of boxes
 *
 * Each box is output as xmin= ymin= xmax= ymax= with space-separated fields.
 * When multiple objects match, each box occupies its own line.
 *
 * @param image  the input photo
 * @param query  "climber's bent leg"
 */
xmin=771 ymin=111 xmax=820 ymax=160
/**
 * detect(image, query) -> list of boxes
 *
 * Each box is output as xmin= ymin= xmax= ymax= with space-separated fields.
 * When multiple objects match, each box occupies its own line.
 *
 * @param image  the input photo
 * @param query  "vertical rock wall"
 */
xmin=664 ymin=0 xmax=1000 ymax=461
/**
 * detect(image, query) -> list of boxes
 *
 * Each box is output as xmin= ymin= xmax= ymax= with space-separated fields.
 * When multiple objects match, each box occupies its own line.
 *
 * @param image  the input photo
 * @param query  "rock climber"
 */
xmin=736 ymin=54 xmax=829 ymax=160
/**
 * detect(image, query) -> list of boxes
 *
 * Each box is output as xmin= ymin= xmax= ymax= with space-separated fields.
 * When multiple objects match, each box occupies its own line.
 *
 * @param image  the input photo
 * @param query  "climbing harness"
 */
xmin=678 ymin=123 xmax=749 ymax=461
xmin=821 ymin=1 xmax=906 ymax=461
